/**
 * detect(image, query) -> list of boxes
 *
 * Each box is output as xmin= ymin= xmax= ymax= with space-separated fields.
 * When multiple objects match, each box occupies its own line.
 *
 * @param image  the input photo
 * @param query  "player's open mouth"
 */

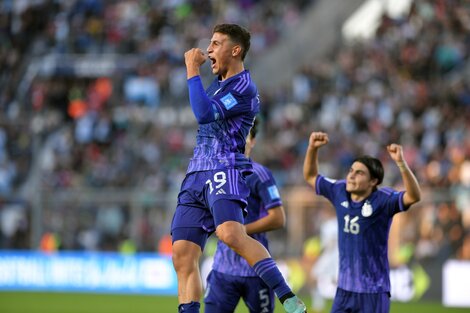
xmin=209 ymin=57 xmax=216 ymax=68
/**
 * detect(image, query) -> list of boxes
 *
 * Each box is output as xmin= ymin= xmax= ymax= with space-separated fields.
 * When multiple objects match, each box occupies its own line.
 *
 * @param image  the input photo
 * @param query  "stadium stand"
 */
xmin=0 ymin=3 xmax=469 ymax=301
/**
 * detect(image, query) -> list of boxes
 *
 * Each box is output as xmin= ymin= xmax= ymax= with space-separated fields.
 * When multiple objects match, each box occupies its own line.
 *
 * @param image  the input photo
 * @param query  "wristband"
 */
xmin=397 ymin=162 xmax=407 ymax=172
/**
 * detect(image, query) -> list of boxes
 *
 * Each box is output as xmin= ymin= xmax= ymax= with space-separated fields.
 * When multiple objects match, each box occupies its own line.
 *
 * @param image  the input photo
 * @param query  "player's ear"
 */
xmin=232 ymin=45 xmax=242 ymax=58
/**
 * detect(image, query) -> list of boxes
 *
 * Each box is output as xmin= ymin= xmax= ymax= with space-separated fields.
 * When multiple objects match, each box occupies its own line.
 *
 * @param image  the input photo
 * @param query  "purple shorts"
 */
xmin=171 ymin=169 xmax=250 ymax=249
xmin=331 ymin=288 xmax=391 ymax=313
xmin=204 ymin=270 xmax=275 ymax=313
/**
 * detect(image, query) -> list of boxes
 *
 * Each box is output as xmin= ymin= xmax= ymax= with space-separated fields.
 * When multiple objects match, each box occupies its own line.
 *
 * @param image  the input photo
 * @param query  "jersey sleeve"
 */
xmin=251 ymin=164 xmax=282 ymax=213
xmin=315 ymin=174 xmax=340 ymax=202
xmin=187 ymin=76 xmax=217 ymax=123
xmin=257 ymin=176 xmax=282 ymax=211
xmin=379 ymin=187 xmax=406 ymax=216
xmin=211 ymin=75 xmax=259 ymax=120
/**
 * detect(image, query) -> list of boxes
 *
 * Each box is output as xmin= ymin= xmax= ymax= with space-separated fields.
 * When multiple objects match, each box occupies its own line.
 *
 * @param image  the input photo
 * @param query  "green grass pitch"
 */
xmin=0 ymin=292 xmax=469 ymax=313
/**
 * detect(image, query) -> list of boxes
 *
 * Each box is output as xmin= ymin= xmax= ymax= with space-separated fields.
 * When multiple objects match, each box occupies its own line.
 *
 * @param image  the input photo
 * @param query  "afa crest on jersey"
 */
xmin=220 ymin=92 xmax=238 ymax=110
xmin=361 ymin=201 xmax=373 ymax=217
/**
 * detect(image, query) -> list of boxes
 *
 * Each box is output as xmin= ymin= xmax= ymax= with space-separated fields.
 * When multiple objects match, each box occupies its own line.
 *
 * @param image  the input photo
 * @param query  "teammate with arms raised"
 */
xmin=171 ymin=24 xmax=306 ymax=313
xmin=204 ymin=119 xmax=286 ymax=313
xmin=303 ymin=132 xmax=421 ymax=313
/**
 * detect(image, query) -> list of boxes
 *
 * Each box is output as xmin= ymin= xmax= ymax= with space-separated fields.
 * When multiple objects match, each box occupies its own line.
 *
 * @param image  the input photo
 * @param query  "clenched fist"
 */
xmin=387 ymin=144 xmax=404 ymax=163
xmin=184 ymin=48 xmax=207 ymax=68
xmin=308 ymin=132 xmax=329 ymax=148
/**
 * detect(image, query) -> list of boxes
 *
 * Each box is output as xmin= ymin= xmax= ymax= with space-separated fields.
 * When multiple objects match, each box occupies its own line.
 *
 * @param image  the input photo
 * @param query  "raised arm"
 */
xmin=387 ymin=144 xmax=421 ymax=208
xmin=184 ymin=48 xmax=215 ymax=124
xmin=303 ymin=132 xmax=329 ymax=190
xmin=245 ymin=206 xmax=286 ymax=235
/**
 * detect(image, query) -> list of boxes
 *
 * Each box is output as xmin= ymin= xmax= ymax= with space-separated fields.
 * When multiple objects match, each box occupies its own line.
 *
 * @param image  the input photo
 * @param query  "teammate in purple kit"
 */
xmin=171 ymin=24 xmax=306 ymax=313
xmin=303 ymin=132 xmax=421 ymax=313
xmin=204 ymin=119 xmax=286 ymax=313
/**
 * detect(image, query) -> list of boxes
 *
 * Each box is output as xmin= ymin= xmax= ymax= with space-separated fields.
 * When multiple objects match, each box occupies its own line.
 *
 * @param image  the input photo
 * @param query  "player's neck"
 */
xmin=350 ymin=190 xmax=372 ymax=202
xmin=220 ymin=63 xmax=245 ymax=81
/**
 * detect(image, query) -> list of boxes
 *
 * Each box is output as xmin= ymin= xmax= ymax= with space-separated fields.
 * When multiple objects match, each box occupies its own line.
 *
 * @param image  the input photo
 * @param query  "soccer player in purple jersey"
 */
xmin=171 ymin=24 xmax=306 ymax=313
xmin=204 ymin=119 xmax=286 ymax=313
xmin=303 ymin=132 xmax=421 ymax=313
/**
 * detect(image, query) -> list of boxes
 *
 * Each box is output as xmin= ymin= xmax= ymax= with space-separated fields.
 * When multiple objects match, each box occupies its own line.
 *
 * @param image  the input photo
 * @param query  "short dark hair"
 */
xmin=353 ymin=155 xmax=384 ymax=185
xmin=249 ymin=117 xmax=259 ymax=139
xmin=213 ymin=24 xmax=251 ymax=61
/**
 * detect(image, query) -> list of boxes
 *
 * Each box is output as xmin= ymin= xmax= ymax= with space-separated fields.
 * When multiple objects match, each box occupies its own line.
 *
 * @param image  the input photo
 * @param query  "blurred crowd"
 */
xmin=0 ymin=0 xmax=311 ymax=251
xmin=0 ymin=0 xmax=470 ymax=272
xmin=257 ymin=0 xmax=470 ymax=265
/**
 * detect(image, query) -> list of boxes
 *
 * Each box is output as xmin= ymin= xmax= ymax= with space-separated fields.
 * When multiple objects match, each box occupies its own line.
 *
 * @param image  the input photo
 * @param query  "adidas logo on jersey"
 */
xmin=341 ymin=201 xmax=349 ymax=208
xmin=216 ymin=189 xmax=226 ymax=195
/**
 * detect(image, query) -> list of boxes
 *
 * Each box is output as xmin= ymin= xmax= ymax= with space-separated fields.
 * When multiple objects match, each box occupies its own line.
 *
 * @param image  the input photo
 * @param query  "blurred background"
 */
xmin=0 ymin=0 xmax=469 ymax=312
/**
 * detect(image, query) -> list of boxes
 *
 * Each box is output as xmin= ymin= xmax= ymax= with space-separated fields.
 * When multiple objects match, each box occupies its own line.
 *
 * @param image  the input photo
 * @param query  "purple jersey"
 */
xmin=315 ymin=175 xmax=405 ymax=293
xmin=212 ymin=162 xmax=282 ymax=277
xmin=187 ymin=70 xmax=260 ymax=174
